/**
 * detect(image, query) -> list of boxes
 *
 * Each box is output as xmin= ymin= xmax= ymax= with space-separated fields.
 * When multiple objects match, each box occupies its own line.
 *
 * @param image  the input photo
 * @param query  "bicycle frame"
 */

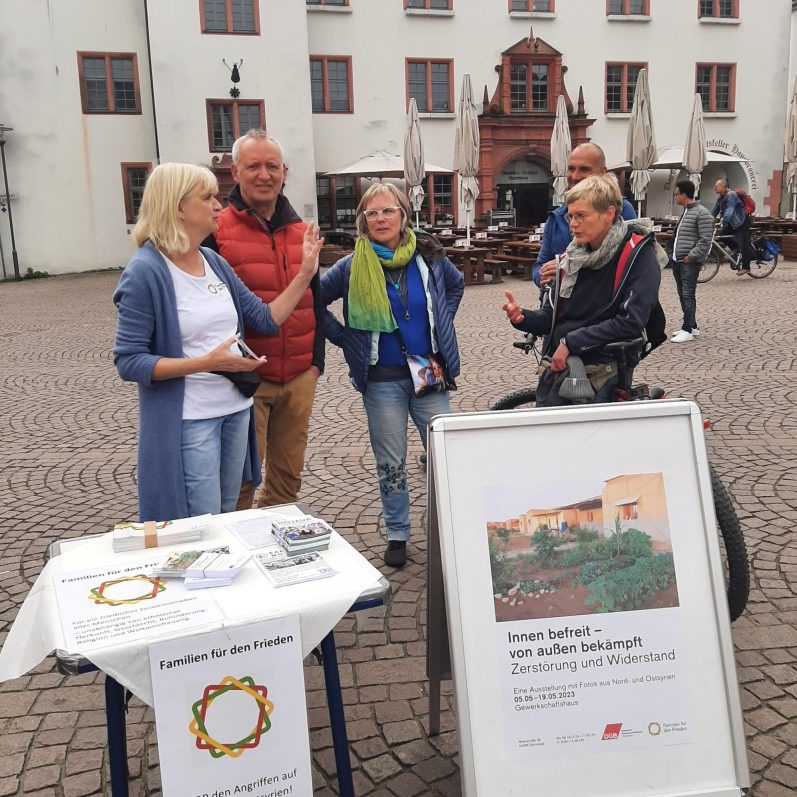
xmin=711 ymin=232 xmax=742 ymax=268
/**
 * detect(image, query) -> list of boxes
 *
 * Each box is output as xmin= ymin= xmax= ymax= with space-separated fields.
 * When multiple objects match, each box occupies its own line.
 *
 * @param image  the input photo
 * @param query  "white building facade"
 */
xmin=1 ymin=0 xmax=795 ymax=275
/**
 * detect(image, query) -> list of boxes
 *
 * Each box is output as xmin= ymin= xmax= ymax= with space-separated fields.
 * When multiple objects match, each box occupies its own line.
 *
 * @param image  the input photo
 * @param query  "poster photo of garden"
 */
xmin=485 ymin=472 xmax=680 ymax=622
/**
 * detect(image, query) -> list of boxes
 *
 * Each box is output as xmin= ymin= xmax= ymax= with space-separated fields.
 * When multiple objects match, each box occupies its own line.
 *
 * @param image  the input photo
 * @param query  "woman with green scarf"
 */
xmin=321 ymin=184 xmax=464 ymax=568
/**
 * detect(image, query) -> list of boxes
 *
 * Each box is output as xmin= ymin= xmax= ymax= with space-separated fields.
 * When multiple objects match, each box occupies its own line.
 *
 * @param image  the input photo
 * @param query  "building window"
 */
xmin=406 ymin=0 xmax=451 ymax=8
xmin=310 ymin=57 xmax=353 ymax=113
xmin=606 ymin=62 xmax=646 ymax=113
xmin=510 ymin=0 xmax=554 ymax=10
xmin=698 ymin=0 xmax=737 ymax=17
xmin=510 ymin=64 xmax=527 ymax=111
xmin=77 ymin=53 xmax=141 ymax=114
xmin=531 ymin=64 xmax=548 ymax=110
xmin=316 ymin=176 xmax=358 ymax=228
xmin=418 ymin=174 xmax=456 ymax=225
xmin=121 ymin=163 xmax=151 ymax=224
xmin=607 ymin=0 xmax=648 ymax=14
xmin=620 ymin=502 xmax=639 ymax=521
xmin=200 ymin=0 xmax=259 ymax=33
xmin=509 ymin=60 xmax=551 ymax=113
xmin=696 ymin=64 xmax=735 ymax=112
xmin=206 ymin=100 xmax=265 ymax=151
xmin=407 ymin=59 xmax=453 ymax=113
xmin=306 ymin=0 xmax=348 ymax=4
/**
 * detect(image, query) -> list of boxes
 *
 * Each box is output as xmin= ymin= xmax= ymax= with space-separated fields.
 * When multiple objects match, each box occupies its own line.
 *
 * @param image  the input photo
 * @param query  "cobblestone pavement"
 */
xmin=1 ymin=259 xmax=796 ymax=796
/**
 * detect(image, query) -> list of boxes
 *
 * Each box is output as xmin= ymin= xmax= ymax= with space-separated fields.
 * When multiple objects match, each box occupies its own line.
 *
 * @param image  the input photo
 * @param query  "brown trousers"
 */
xmin=236 ymin=368 xmax=318 ymax=510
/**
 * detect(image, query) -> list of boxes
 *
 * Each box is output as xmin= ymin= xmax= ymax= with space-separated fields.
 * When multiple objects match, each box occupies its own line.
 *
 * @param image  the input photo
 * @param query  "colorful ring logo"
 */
xmin=189 ymin=676 xmax=274 ymax=759
xmin=89 ymin=575 xmax=166 ymax=606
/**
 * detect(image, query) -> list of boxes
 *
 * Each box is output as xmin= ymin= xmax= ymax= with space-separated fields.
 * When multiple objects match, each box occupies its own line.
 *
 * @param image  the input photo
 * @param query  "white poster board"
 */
xmin=429 ymin=401 xmax=748 ymax=797
xmin=150 ymin=615 xmax=312 ymax=797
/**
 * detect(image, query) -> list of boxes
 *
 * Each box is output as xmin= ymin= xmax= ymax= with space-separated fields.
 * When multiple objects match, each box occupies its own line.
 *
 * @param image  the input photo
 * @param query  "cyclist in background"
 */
xmin=712 ymin=179 xmax=753 ymax=275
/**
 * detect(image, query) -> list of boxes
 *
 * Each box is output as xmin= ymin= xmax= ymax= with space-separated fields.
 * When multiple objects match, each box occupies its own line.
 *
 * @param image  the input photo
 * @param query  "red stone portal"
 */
xmin=476 ymin=34 xmax=594 ymax=225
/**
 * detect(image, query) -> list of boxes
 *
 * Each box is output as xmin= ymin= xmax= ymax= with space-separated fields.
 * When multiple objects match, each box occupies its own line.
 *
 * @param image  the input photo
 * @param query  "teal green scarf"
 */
xmin=348 ymin=230 xmax=417 ymax=332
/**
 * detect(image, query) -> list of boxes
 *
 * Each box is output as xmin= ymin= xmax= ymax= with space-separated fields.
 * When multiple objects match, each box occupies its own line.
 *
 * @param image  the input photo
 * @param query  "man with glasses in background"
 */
xmin=534 ymin=143 xmax=636 ymax=288
xmin=204 ymin=129 xmax=325 ymax=509
xmin=666 ymin=180 xmax=714 ymax=343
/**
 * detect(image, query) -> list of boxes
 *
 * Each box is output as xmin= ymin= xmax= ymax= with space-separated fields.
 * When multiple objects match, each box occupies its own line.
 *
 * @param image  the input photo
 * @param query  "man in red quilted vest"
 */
xmin=206 ymin=130 xmax=325 ymax=508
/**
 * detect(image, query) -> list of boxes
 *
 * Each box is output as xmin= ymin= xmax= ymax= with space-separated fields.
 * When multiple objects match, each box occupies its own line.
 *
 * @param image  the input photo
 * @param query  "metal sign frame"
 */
xmin=426 ymin=400 xmax=749 ymax=797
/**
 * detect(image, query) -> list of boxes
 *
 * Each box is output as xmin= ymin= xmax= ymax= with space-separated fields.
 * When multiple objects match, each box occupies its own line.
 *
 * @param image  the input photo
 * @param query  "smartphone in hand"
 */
xmin=236 ymin=336 xmax=262 ymax=360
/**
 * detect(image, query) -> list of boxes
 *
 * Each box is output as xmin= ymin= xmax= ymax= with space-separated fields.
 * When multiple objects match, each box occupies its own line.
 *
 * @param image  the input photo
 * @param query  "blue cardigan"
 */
xmin=321 ymin=252 xmax=464 ymax=394
xmin=113 ymin=241 xmax=279 ymax=521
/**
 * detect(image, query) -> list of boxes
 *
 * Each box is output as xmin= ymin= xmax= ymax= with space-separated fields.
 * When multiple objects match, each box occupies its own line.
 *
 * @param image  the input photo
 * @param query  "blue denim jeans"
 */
xmin=364 ymin=379 xmax=451 ymax=542
xmin=181 ymin=408 xmax=251 ymax=517
xmin=671 ymin=259 xmax=700 ymax=332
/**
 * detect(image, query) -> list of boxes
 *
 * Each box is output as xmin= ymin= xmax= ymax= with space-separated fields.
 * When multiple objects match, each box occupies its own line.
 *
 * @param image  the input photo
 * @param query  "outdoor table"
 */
xmin=444 ymin=246 xmax=490 ymax=285
xmin=0 ymin=506 xmax=389 ymax=797
xmin=495 ymin=239 xmax=540 ymax=280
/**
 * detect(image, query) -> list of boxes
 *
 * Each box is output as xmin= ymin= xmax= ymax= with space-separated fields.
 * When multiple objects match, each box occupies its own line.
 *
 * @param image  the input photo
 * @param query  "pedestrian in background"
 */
xmin=666 ymin=179 xmax=714 ymax=343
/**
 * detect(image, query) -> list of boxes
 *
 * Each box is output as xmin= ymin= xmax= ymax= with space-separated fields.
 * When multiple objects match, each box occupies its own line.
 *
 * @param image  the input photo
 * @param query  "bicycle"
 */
xmin=697 ymin=225 xmax=779 ymax=283
xmin=490 ymin=333 xmax=751 ymax=622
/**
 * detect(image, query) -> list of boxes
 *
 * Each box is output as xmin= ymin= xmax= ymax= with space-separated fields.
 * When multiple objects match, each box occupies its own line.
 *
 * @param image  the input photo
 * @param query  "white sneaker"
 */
xmin=691 ymin=328 xmax=700 ymax=337
xmin=671 ymin=330 xmax=693 ymax=343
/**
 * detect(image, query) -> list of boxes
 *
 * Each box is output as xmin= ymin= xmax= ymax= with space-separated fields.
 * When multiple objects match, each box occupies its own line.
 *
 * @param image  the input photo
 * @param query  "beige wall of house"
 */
xmin=602 ymin=472 xmax=670 ymax=544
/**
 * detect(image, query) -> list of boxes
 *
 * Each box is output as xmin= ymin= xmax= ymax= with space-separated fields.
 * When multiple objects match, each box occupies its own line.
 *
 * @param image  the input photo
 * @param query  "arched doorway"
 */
xmin=496 ymin=156 xmax=552 ymax=226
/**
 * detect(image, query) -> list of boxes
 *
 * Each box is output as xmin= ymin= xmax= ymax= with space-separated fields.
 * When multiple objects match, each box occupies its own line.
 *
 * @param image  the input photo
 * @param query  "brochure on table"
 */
xmin=429 ymin=401 xmax=749 ymax=797
xmin=0 ymin=506 xmax=383 ymax=706
xmin=151 ymin=616 xmax=312 ymax=797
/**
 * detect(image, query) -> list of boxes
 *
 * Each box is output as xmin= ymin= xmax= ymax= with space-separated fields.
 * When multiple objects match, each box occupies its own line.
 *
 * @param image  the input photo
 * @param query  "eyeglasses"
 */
xmin=565 ymin=210 xmax=599 ymax=225
xmin=363 ymin=206 xmax=402 ymax=220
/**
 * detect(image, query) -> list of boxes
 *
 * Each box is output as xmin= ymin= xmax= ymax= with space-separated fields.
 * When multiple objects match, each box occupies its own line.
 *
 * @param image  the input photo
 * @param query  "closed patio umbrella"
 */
xmin=453 ymin=73 xmax=480 ymax=247
xmin=626 ymin=68 xmax=657 ymax=215
xmin=785 ymin=76 xmax=797 ymax=218
xmin=682 ymin=93 xmax=708 ymax=195
xmin=550 ymin=94 xmax=571 ymax=206
xmin=325 ymin=151 xmax=451 ymax=178
xmin=404 ymin=98 xmax=425 ymax=227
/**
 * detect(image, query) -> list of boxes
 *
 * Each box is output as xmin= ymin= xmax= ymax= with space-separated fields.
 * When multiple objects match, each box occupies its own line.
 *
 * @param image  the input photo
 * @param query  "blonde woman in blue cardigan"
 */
xmin=113 ymin=163 xmax=321 ymax=521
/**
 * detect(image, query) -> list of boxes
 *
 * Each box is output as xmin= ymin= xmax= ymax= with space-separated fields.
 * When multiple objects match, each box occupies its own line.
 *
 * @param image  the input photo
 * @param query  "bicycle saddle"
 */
xmin=558 ymin=356 xmax=595 ymax=403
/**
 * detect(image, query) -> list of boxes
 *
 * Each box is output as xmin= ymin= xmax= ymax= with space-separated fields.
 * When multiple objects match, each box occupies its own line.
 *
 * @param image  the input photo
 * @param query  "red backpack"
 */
xmin=735 ymin=189 xmax=756 ymax=216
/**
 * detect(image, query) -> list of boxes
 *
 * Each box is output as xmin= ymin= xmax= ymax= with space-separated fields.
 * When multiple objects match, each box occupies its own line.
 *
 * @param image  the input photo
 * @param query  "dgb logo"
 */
xmin=602 ymin=723 xmax=622 ymax=740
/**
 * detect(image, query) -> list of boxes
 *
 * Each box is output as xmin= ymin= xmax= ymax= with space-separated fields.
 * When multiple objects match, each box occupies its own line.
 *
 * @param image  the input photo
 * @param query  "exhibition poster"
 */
xmin=485 ymin=472 xmax=693 ymax=758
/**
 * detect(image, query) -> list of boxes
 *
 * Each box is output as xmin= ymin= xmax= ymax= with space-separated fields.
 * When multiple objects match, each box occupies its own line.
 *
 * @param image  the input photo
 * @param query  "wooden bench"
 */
xmin=495 ymin=252 xmax=535 ymax=281
xmin=484 ymin=258 xmax=510 ymax=283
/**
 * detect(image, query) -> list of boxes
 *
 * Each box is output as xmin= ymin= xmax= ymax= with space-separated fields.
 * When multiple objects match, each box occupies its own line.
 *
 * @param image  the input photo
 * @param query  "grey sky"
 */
xmin=483 ymin=477 xmax=607 ymax=522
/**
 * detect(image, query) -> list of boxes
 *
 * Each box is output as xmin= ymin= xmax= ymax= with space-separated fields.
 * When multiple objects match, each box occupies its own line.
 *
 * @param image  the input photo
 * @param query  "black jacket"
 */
xmin=513 ymin=230 xmax=661 ymax=363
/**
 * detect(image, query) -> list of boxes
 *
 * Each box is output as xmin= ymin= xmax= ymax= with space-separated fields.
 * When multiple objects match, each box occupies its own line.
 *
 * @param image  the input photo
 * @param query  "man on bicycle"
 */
xmin=503 ymin=175 xmax=662 ymax=404
xmin=666 ymin=179 xmax=714 ymax=343
xmin=712 ymin=179 xmax=753 ymax=275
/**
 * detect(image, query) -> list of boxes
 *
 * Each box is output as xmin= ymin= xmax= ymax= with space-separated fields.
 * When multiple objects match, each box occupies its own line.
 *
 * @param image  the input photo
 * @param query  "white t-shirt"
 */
xmin=166 ymin=254 xmax=254 ymax=420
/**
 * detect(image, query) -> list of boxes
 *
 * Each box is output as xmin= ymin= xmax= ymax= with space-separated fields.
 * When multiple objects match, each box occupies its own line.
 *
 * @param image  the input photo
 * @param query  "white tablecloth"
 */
xmin=0 ymin=508 xmax=385 ymax=705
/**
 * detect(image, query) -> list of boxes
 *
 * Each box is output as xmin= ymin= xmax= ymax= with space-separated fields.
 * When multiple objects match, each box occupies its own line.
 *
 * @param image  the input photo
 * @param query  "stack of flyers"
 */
xmin=271 ymin=516 xmax=333 ymax=557
xmin=254 ymin=550 xmax=337 ymax=588
xmin=183 ymin=551 xmax=251 ymax=590
xmin=112 ymin=514 xmax=213 ymax=552
xmin=152 ymin=546 xmax=230 ymax=579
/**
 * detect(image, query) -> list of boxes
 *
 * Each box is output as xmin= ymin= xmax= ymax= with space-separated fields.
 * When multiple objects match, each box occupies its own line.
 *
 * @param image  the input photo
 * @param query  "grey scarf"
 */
xmin=559 ymin=218 xmax=627 ymax=298
xmin=559 ymin=218 xmax=667 ymax=298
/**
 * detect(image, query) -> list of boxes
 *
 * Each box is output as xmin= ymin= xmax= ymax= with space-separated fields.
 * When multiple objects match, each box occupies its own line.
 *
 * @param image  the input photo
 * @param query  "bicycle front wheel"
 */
xmin=697 ymin=252 xmax=721 ymax=283
xmin=490 ymin=388 xmax=537 ymax=411
xmin=748 ymin=253 xmax=778 ymax=279
xmin=710 ymin=465 xmax=750 ymax=622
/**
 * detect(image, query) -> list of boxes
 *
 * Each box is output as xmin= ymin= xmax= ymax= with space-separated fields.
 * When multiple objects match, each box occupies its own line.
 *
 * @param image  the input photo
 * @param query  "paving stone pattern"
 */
xmin=1 ymin=262 xmax=796 ymax=796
